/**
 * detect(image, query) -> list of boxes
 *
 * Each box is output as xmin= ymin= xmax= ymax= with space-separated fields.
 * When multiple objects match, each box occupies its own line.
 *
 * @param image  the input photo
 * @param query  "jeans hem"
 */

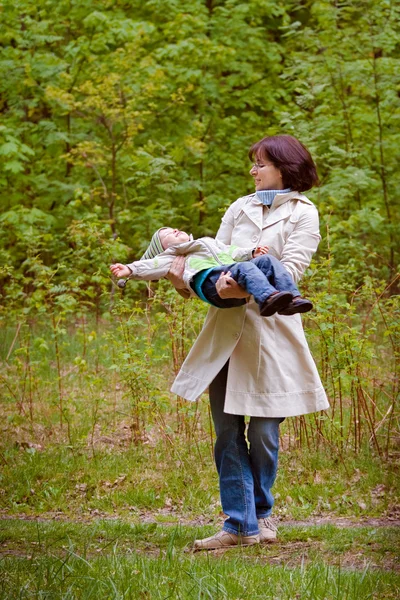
xmin=256 ymin=512 xmax=273 ymax=519
xmin=223 ymin=524 xmax=260 ymax=536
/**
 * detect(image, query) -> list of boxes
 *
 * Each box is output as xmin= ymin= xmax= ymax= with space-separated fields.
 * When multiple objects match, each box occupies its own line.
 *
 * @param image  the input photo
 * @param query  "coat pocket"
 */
xmin=233 ymin=209 xmax=247 ymax=226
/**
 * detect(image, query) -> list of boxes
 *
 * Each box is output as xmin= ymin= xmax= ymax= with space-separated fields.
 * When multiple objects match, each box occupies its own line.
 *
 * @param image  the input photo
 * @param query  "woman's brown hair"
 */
xmin=248 ymin=135 xmax=319 ymax=192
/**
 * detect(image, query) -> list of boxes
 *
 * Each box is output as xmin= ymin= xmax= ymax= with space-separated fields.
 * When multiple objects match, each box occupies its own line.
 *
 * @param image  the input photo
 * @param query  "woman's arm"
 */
xmin=215 ymin=204 xmax=235 ymax=245
xmin=279 ymin=205 xmax=321 ymax=282
xmin=165 ymin=255 xmax=191 ymax=299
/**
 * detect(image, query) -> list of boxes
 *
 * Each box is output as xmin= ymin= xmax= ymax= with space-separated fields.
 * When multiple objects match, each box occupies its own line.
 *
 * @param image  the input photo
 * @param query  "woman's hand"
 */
xmin=165 ymin=256 xmax=191 ymax=298
xmin=215 ymin=271 xmax=250 ymax=299
xmin=110 ymin=263 xmax=131 ymax=278
xmin=165 ymin=255 xmax=186 ymax=288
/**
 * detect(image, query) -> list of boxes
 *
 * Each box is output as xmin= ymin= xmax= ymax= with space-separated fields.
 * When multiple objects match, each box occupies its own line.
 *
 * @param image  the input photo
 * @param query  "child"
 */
xmin=110 ymin=227 xmax=313 ymax=317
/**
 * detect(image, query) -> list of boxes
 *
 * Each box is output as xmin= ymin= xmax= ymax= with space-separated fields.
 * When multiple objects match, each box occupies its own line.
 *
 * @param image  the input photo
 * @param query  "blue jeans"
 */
xmin=202 ymin=254 xmax=300 ymax=309
xmin=210 ymin=361 xmax=283 ymax=536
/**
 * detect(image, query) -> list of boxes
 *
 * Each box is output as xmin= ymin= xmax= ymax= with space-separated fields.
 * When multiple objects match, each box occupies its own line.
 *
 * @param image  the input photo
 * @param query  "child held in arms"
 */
xmin=110 ymin=227 xmax=313 ymax=317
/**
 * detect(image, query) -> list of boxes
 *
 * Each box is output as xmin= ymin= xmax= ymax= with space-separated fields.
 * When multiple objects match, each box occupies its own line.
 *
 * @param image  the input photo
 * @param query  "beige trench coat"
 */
xmin=170 ymin=191 xmax=329 ymax=418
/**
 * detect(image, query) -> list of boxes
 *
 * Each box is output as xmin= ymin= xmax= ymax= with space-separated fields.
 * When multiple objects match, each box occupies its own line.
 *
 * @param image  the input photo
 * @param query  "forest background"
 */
xmin=0 ymin=1 xmax=400 ymax=597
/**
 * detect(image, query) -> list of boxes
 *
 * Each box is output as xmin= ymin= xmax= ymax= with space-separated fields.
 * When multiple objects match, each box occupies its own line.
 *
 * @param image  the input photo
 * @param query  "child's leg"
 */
xmin=251 ymin=255 xmax=301 ymax=296
xmin=201 ymin=263 xmax=291 ymax=314
xmin=252 ymin=255 xmax=313 ymax=315
xmin=200 ymin=265 xmax=247 ymax=308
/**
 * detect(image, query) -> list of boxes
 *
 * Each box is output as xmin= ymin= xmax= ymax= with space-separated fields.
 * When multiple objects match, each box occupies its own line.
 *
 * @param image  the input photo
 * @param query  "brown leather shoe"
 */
xmin=278 ymin=297 xmax=313 ymax=315
xmin=193 ymin=530 xmax=260 ymax=550
xmin=260 ymin=292 xmax=293 ymax=317
xmin=257 ymin=517 xmax=278 ymax=543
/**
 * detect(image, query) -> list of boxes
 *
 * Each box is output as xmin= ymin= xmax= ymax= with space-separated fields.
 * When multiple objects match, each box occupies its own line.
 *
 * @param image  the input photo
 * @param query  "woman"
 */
xmin=169 ymin=135 xmax=329 ymax=550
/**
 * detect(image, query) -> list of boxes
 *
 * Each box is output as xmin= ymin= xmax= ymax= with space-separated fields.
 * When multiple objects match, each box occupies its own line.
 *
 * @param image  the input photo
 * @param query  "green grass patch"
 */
xmin=0 ymin=520 xmax=399 ymax=599
xmin=0 ymin=440 xmax=398 ymax=523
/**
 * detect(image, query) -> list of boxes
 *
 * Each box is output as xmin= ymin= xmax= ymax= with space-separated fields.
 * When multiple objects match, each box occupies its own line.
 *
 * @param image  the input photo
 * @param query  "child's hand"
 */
xmin=253 ymin=246 xmax=269 ymax=257
xmin=110 ymin=263 xmax=131 ymax=278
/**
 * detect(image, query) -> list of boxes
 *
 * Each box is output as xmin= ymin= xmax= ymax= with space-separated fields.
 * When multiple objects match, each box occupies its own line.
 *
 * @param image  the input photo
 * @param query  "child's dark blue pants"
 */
xmin=201 ymin=255 xmax=300 ymax=309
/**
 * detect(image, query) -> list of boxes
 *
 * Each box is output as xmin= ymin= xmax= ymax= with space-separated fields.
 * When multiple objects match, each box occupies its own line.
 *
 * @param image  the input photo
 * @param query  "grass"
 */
xmin=1 ymin=434 xmax=398 ymax=598
xmin=0 ymin=298 xmax=399 ymax=598
xmin=0 ymin=438 xmax=398 ymax=523
xmin=1 ymin=519 xmax=399 ymax=599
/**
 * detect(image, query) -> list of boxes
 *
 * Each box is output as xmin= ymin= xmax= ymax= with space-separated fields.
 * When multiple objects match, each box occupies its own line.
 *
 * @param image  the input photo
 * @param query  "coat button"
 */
xmin=251 ymin=235 xmax=258 ymax=243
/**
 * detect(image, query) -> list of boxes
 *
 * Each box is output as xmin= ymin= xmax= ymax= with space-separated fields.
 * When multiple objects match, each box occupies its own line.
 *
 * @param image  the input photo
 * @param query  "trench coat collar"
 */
xmin=242 ymin=191 xmax=313 ymax=230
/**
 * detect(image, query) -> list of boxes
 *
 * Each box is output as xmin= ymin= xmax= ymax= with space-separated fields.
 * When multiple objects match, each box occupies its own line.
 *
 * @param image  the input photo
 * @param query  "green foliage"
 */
xmin=1 ymin=0 xmax=398 ymax=303
xmin=0 ymin=271 xmax=397 ymax=457
xmin=1 ymin=5 xmax=399 ymax=592
xmin=279 ymin=0 xmax=400 ymax=280
xmin=299 ymin=258 xmax=399 ymax=458
xmin=0 ymin=0 xmax=398 ymax=521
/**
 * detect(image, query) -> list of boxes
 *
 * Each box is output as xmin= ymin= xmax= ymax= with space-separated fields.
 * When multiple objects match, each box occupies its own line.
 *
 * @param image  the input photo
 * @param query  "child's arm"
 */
xmin=110 ymin=254 xmax=174 ymax=282
xmin=212 ymin=238 xmax=255 ymax=262
xmin=230 ymin=244 xmax=269 ymax=261
xmin=253 ymin=246 xmax=269 ymax=257
xmin=110 ymin=263 xmax=132 ymax=278
xmin=232 ymin=245 xmax=269 ymax=260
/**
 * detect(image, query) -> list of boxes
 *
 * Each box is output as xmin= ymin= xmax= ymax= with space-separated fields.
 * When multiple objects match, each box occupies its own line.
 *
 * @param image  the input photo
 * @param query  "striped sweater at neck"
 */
xmin=255 ymin=188 xmax=291 ymax=206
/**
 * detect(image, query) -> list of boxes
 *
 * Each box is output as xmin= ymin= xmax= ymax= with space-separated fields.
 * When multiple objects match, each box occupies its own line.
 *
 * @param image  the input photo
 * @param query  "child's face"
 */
xmin=159 ymin=228 xmax=190 ymax=249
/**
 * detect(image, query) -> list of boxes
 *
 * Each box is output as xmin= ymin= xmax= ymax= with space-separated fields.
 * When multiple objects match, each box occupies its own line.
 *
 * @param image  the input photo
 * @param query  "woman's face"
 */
xmin=159 ymin=228 xmax=190 ymax=249
xmin=249 ymin=156 xmax=283 ymax=191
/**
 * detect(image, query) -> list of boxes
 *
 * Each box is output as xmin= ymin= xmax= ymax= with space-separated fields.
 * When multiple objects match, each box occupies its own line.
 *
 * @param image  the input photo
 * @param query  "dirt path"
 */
xmin=1 ymin=511 xmax=399 ymax=528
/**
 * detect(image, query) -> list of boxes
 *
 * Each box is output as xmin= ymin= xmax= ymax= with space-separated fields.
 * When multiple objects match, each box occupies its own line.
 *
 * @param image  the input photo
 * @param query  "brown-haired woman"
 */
xmin=169 ymin=134 xmax=329 ymax=550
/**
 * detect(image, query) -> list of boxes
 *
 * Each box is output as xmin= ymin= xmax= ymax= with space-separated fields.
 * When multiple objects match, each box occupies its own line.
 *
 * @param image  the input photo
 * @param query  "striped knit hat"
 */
xmin=140 ymin=228 xmax=167 ymax=260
